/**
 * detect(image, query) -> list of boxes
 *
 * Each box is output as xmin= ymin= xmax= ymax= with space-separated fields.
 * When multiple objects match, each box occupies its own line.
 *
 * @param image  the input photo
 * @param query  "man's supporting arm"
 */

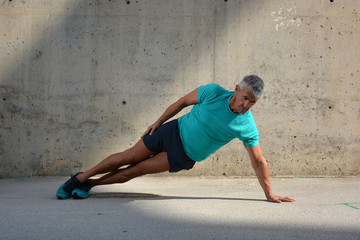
xmin=142 ymin=88 xmax=199 ymax=137
xmin=244 ymin=144 xmax=295 ymax=203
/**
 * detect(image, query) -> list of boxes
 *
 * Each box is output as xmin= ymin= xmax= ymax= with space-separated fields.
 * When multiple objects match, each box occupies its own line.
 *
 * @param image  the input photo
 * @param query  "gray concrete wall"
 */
xmin=0 ymin=0 xmax=359 ymax=178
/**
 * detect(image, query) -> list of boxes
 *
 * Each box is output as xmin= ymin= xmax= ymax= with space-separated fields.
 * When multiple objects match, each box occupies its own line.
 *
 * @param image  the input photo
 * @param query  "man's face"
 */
xmin=230 ymin=85 xmax=258 ymax=114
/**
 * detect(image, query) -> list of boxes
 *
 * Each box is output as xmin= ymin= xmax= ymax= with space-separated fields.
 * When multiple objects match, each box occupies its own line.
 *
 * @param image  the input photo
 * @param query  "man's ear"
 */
xmin=235 ymin=85 xmax=240 ymax=92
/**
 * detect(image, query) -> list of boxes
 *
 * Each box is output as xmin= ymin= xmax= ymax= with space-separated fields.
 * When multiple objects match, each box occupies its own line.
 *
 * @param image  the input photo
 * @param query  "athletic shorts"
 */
xmin=142 ymin=119 xmax=196 ymax=173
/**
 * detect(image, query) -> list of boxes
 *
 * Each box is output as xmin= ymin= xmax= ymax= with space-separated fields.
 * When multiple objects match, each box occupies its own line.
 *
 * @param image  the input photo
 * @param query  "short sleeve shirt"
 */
xmin=178 ymin=83 xmax=259 ymax=162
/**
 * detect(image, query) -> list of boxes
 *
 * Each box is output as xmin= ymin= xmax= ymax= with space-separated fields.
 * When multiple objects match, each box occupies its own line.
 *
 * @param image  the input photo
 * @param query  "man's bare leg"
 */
xmin=76 ymin=139 xmax=153 ymax=183
xmin=91 ymin=152 xmax=170 ymax=186
xmin=56 ymin=139 xmax=169 ymax=199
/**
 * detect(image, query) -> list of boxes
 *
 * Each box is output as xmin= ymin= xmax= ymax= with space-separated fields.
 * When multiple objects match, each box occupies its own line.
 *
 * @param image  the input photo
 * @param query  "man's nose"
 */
xmin=244 ymin=100 xmax=250 ymax=108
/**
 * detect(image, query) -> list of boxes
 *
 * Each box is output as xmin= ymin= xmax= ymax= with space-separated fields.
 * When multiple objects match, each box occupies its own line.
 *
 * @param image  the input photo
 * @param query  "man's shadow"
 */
xmin=90 ymin=192 xmax=266 ymax=202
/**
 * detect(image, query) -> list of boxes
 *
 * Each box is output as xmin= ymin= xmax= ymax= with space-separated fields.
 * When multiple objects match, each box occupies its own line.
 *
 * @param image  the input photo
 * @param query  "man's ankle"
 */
xmin=76 ymin=173 xmax=86 ymax=183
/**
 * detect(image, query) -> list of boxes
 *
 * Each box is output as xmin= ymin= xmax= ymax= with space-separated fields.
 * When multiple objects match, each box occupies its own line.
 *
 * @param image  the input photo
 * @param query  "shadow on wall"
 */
xmin=3 ymin=1 xmax=358 ymax=178
xmin=0 ymin=0 xmax=233 ymax=177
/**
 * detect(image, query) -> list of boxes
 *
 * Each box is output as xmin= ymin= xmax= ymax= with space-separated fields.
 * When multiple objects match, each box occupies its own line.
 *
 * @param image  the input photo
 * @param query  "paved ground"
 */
xmin=0 ymin=176 xmax=359 ymax=240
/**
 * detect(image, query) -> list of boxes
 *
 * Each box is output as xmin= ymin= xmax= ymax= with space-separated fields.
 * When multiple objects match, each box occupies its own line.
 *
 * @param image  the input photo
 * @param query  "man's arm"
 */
xmin=243 ymin=144 xmax=295 ymax=203
xmin=142 ymin=88 xmax=198 ymax=137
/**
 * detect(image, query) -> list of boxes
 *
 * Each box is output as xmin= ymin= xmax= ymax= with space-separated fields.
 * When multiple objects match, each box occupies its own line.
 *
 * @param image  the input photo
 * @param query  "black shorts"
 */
xmin=142 ymin=119 xmax=196 ymax=173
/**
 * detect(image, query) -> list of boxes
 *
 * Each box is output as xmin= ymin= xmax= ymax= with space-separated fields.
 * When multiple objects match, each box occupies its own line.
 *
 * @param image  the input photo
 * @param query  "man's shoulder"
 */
xmin=201 ymin=83 xmax=225 ymax=90
xmin=200 ymin=83 xmax=228 ymax=94
xmin=198 ymin=83 xmax=229 ymax=103
xmin=242 ymin=110 xmax=256 ymax=123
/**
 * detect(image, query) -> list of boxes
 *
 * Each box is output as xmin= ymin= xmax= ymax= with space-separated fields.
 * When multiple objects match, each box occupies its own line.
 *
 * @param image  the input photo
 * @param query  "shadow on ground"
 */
xmin=91 ymin=191 xmax=267 ymax=202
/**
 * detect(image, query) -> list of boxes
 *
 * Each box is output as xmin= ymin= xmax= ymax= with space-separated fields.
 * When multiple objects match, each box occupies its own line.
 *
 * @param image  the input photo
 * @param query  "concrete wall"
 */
xmin=0 ymin=0 xmax=359 ymax=178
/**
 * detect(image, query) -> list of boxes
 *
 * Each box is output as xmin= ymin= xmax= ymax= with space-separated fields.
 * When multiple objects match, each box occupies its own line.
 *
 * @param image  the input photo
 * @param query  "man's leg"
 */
xmin=56 ymin=139 xmax=166 ymax=199
xmin=70 ymin=152 xmax=170 ymax=199
xmin=91 ymin=152 xmax=170 ymax=186
xmin=76 ymin=139 xmax=154 ymax=183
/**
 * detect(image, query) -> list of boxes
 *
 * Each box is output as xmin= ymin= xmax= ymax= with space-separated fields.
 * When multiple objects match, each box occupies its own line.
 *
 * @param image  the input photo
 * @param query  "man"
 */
xmin=56 ymin=75 xmax=295 ymax=203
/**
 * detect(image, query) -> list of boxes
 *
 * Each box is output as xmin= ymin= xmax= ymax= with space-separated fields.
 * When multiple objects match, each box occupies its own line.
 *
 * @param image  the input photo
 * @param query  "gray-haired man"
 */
xmin=56 ymin=75 xmax=295 ymax=203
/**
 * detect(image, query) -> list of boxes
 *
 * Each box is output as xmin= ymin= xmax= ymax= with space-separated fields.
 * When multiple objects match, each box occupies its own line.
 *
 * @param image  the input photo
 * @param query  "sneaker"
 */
xmin=72 ymin=179 xmax=93 ymax=199
xmin=56 ymin=172 xmax=82 ymax=200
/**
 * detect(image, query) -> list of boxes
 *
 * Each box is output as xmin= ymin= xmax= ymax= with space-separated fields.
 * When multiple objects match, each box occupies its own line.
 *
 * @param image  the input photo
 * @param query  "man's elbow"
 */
xmin=252 ymin=158 xmax=268 ymax=170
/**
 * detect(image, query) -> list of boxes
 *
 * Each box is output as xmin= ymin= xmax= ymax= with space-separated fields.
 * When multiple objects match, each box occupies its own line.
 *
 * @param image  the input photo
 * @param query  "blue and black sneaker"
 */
xmin=72 ymin=179 xmax=93 ymax=199
xmin=56 ymin=172 xmax=82 ymax=200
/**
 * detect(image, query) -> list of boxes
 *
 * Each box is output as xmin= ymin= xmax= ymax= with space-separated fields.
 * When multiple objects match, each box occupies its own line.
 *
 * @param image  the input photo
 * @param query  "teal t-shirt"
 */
xmin=178 ymin=83 xmax=259 ymax=162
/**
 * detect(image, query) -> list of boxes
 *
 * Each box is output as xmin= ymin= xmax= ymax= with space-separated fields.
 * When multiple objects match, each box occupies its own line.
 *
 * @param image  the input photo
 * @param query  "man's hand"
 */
xmin=266 ymin=193 xmax=295 ymax=203
xmin=141 ymin=122 xmax=161 ymax=138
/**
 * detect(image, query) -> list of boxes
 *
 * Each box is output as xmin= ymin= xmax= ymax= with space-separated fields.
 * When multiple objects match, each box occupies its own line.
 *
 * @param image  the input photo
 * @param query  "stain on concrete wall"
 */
xmin=0 ymin=0 xmax=359 ymax=177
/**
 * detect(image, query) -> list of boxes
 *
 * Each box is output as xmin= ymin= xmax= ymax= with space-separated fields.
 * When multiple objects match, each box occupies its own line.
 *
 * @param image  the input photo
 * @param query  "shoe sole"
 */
xmin=72 ymin=189 xmax=90 ymax=199
xmin=56 ymin=184 xmax=71 ymax=200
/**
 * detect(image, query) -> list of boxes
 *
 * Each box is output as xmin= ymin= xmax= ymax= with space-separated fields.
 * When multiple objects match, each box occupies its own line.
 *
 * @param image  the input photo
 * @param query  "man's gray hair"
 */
xmin=238 ymin=75 xmax=264 ymax=99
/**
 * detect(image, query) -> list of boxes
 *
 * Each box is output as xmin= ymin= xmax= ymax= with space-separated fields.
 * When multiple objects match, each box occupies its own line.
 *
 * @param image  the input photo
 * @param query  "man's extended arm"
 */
xmin=142 ymin=88 xmax=198 ymax=137
xmin=244 ymin=144 xmax=295 ymax=203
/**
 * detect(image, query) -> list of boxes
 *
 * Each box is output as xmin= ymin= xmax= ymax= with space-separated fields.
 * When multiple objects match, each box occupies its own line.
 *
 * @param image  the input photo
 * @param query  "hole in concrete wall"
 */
xmin=122 ymin=100 xmax=127 ymax=105
xmin=330 ymin=0 xmax=334 ymax=2
xmin=126 ymin=0 xmax=130 ymax=4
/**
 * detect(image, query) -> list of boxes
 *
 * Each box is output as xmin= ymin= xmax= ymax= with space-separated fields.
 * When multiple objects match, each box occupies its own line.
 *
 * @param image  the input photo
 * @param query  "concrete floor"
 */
xmin=0 ymin=176 xmax=359 ymax=240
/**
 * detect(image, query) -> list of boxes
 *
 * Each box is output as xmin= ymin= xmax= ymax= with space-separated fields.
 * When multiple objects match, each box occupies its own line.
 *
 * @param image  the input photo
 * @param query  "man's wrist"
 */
xmin=265 ymin=192 xmax=274 ymax=198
